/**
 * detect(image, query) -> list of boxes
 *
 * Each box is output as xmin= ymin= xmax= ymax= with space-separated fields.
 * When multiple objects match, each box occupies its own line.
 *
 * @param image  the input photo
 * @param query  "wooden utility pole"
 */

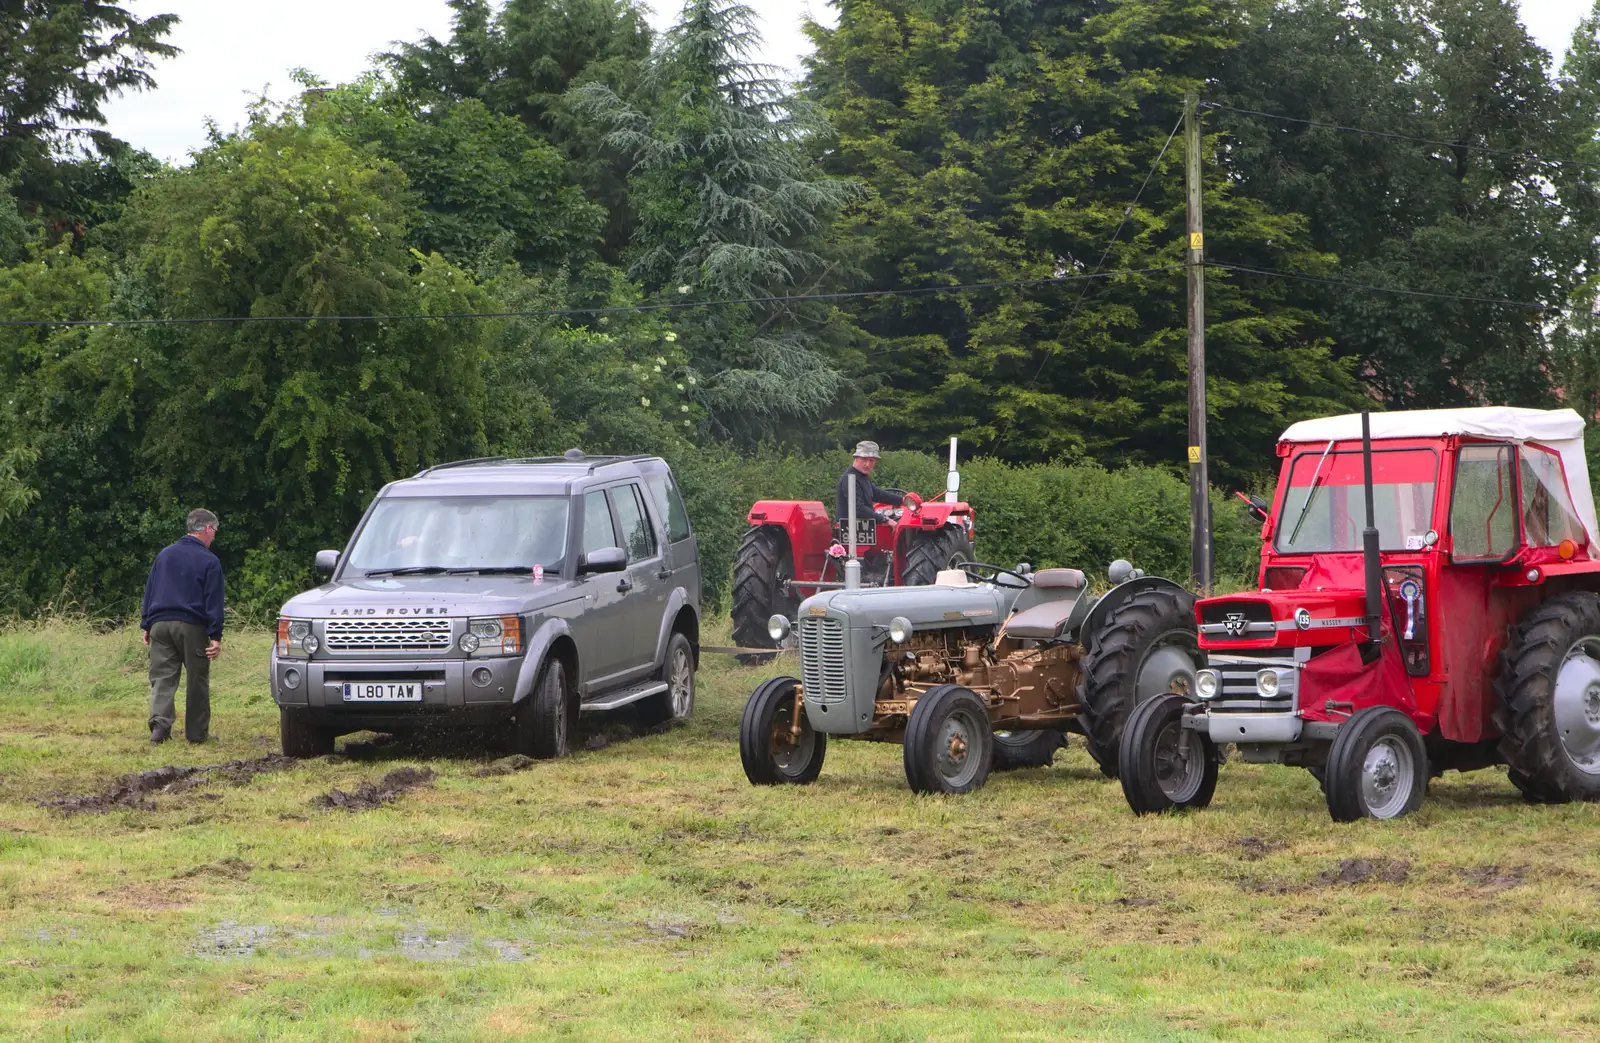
xmin=1185 ymin=92 xmax=1213 ymax=593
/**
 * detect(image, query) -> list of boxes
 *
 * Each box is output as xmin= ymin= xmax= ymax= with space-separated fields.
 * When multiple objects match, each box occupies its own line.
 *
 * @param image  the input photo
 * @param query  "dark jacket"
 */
xmin=141 ymin=535 xmax=225 ymax=640
xmin=836 ymin=465 xmax=904 ymax=522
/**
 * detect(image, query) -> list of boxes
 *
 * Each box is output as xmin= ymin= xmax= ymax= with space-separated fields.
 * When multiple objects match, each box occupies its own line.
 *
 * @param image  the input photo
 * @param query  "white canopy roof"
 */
xmin=1279 ymin=407 xmax=1596 ymax=544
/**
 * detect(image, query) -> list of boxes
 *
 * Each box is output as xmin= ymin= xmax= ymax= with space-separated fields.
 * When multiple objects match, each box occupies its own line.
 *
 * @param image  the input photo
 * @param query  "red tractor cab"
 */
xmin=1119 ymin=406 xmax=1600 ymax=820
xmin=731 ymin=448 xmax=977 ymax=662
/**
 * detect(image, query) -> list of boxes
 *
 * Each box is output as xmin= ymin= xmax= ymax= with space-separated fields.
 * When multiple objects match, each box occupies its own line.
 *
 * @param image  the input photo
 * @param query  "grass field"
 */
xmin=2 ymin=621 xmax=1599 ymax=1041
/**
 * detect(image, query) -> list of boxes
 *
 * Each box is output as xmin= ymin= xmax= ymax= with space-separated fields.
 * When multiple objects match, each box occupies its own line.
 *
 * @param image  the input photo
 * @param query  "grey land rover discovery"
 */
xmin=270 ymin=452 xmax=701 ymax=758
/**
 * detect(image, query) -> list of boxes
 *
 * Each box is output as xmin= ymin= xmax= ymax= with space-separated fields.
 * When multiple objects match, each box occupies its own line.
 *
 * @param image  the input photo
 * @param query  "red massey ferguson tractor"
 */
xmin=732 ymin=447 xmax=976 ymax=661
xmin=1116 ymin=406 xmax=1600 ymax=821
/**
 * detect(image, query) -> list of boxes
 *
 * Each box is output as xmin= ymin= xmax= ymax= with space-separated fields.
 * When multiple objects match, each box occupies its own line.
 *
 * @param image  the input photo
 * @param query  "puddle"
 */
xmin=314 ymin=766 xmax=436 ymax=811
xmin=194 ymin=921 xmax=273 ymax=960
xmin=41 ymin=755 xmax=297 ymax=814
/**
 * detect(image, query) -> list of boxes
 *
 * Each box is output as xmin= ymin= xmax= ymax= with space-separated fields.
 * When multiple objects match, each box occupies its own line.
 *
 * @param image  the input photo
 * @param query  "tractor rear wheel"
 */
xmin=903 ymin=684 xmax=994 ymax=795
xmin=1119 ymin=693 xmax=1218 ymax=814
xmin=991 ymin=730 xmax=1064 ymax=771
xmin=1496 ymin=591 xmax=1600 ymax=803
xmin=1324 ymin=706 xmax=1428 ymax=821
xmin=900 ymin=526 xmax=974 ymax=586
xmin=731 ymin=526 xmax=798 ymax=665
xmin=740 ymin=676 xmax=825 ymax=785
xmin=1079 ymin=587 xmax=1199 ymax=778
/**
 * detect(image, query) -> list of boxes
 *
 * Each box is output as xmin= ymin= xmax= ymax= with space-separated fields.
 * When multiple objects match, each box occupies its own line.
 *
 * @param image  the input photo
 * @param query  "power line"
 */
xmin=1209 ymin=261 xmax=1553 ymax=311
xmin=0 ymin=265 xmax=1188 ymax=329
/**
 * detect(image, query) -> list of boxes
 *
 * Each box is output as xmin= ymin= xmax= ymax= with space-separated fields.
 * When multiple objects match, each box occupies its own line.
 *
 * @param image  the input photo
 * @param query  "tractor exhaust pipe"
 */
xmin=1361 ymin=410 xmax=1382 ymax=649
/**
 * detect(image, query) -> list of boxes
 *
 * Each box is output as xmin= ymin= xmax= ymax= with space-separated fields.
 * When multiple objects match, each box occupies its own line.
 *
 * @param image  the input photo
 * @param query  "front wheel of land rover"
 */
xmin=515 ymin=656 xmax=575 ymax=759
xmin=741 ymin=676 xmax=826 ymax=785
xmin=279 ymin=708 xmax=334 ymax=758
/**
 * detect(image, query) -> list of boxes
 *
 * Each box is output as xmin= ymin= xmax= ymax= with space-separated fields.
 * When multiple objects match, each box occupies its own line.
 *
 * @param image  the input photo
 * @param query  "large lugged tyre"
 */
xmin=1324 ymin=706 xmax=1428 ymax=821
xmin=1079 ymin=587 xmax=1200 ymax=778
xmin=991 ymin=730 xmax=1065 ymax=771
xmin=903 ymin=684 xmax=994 ymax=795
xmin=740 ymin=676 xmax=826 ymax=785
xmin=515 ymin=656 xmax=574 ymax=759
xmin=1495 ymin=591 xmax=1600 ymax=803
xmin=899 ymin=526 xmax=975 ymax=586
xmin=731 ymin=526 xmax=797 ymax=665
xmin=1119 ymin=693 xmax=1218 ymax=814
xmin=279 ymin=708 xmax=334 ymax=758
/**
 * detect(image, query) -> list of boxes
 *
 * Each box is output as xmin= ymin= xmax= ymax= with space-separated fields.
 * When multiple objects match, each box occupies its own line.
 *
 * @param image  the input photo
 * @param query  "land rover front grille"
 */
xmin=324 ymin=618 xmax=454 ymax=652
xmin=799 ymin=617 xmax=849 ymax=703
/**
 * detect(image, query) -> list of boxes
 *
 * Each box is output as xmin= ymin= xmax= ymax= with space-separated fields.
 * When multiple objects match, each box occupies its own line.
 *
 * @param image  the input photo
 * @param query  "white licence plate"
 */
xmin=342 ymin=682 xmax=423 ymax=702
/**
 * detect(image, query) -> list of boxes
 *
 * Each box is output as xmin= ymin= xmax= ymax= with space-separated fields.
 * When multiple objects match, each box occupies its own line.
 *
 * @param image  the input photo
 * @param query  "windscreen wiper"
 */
xmin=1285 ymin=440 xmax=1336 ymax=547
xmin=364 ymin=565 xmax=451 ymax=577
xmin=445 ymin=566 xmax=536 ymax=575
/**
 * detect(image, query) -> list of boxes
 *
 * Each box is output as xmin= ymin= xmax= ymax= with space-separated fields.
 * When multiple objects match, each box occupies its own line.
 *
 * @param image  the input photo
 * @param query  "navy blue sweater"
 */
xmin=141 ymin=535 xmax=225 ymax=640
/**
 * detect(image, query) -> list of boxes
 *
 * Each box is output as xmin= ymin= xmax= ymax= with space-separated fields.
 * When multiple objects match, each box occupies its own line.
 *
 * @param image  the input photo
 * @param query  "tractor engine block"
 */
xmin=880 ymin=629 xmax=1083 ymax=725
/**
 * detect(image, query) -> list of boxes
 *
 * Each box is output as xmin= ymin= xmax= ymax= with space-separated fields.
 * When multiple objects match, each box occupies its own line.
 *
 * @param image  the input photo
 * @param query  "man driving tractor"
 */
xmin=836 ymin=441 xmax=920 ymax=523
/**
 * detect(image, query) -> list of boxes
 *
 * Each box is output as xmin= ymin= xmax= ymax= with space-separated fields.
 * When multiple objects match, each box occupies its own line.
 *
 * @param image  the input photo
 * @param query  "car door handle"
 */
xmin=656 ymin=566 xmax=672 ymax=581
xmin=617 ymin=577 xmax=633 ymax=594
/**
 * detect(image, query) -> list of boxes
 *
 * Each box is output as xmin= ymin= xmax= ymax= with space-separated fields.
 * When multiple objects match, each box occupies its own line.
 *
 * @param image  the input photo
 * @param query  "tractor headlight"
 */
xmin=768 ymin=614 xmax=791 ymax=641
xmin=888 ymin=616 xmax=913 ymax=644
xmin=1256 ymin=669 xmax=1281 ymax=698
xmin=1195 ymin=669 xmax=1221 ymax=700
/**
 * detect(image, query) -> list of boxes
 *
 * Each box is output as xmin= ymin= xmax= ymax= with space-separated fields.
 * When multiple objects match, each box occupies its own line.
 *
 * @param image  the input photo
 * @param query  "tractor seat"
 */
xmin=1031 ymin=568 xmax=1086 ymax=589
xmin=1006 ymin=597 xmax=1087 ymax=641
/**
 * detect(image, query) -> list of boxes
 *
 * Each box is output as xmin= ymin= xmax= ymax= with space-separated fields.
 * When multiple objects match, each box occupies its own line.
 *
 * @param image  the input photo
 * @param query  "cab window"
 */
xmin=1520 ymin=446 xmax=1587 ymax=547
xmin=582 ymin=491 xmax=617 ymax=555
xmin=1451 ymin=444 xmax=1517 ymax=560
xmin=645 ymin=472 xmax=693 ymax=544
xmin=609 ymin=484 xmax=658 ymax=562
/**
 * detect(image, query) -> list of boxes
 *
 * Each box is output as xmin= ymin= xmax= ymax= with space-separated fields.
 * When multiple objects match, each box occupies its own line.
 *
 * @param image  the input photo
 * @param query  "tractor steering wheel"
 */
xmin=959 ymin=561 xmax=1031 ymax=589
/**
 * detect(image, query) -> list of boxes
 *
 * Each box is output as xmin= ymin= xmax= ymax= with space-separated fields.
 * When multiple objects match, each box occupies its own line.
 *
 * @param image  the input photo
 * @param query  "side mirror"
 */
xmin=1234 ymin=490 xmax=1270 ymax=523
xmin=314 ymin=550 xmax=339 ymax=576
xmin=946 ymin=470 xmax=960 ymax=495
xmin=579 ymin=546 xmax=627 ymax=575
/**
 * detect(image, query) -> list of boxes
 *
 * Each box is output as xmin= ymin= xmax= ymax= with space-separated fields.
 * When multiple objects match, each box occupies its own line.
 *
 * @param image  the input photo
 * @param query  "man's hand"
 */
xmin=205 ymin=639 xmax=221 ymax=660
xmin=141 ymin=630 xmax=150 ymax=647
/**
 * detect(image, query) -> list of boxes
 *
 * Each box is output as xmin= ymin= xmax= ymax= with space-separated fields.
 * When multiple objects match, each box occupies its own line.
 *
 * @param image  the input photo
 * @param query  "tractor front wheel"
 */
xmin=732 ymin=526 xmax=798 ymax=665
xmin=903 ymin=684 xmax=994 ymax=795
xmin=900 ymin=526 xmax=974 ymax=586
xmin=991 ymin=730 xmax=1065 ymax=771
xmin=740 ymin=676 xmax=825 ymax=786
xmin=1323 ymin=706 xmax=1428 ymax=822
xmin=1079 ymin=587 xmax=1199 ymax=778
xmin=1496 ymin=591 xmax=1600 ymax=803
xmin=1119 ymin=693 xmax=1218 ymax=814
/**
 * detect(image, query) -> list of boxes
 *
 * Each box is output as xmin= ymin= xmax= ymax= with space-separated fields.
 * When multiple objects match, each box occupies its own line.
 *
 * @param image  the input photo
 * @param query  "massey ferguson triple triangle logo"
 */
xmin=1222 ymin=612 xmax=1249 ymax=638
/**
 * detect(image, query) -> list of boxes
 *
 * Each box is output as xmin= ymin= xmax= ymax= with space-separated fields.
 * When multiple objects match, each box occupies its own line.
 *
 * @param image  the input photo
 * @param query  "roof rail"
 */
xmin=412 ymin=454 xmax=659 ymax=478
xmin=415 ymin=456 xmax=508 ymax=477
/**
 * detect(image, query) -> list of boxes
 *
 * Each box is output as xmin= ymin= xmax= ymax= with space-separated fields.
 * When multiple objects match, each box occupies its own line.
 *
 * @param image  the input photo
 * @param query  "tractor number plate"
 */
xmin=853 ymin=518 xmax=877 ymax=546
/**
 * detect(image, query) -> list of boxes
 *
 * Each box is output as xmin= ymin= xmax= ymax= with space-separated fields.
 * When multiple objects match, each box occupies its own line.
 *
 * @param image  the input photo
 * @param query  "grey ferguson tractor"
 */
xmin=739 ymin=560 xmax=1200 ymax=794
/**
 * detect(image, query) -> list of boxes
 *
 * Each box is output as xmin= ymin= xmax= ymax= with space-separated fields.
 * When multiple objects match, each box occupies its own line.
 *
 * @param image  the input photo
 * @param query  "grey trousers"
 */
xmin=148 ymin=620 xmax=211 ymax=741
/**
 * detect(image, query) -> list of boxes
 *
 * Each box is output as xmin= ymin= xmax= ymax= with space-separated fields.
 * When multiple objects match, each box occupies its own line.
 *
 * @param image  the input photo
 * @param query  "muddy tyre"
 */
xmin=515 ymin=656 xmax=574 ymax=759
xmin=280 ymin=709 xmax=334 ymax=758
xmin=1079 ymin=587 xmax=1200 ymax=778
xmin=732 ymin=526 xmax=797 ymax=665
xmin=991 ymin=730 xmax=1064 ymax=771
xmin=1119 ymin=693 xmax=1218 ymax=814
xmin=740 ymin=676 xmax=826 ymax=785
xmin=642 ymin=632 xmax=696 ymax=726
xmin=1324 ymin=706 xmax=1428 ymax=821
xmin=900 ymin=526 xmax=974 ymax=586
xmin=903 ymin=684 xmax=994 ymax=795
xmin=1495 ymin=591 xmax=1600 ymax=803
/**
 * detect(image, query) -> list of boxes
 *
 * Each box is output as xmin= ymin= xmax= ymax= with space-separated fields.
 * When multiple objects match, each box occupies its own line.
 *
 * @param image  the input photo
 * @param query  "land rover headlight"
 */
xmin=277 ymin=617 xmax=313 ymax=658
xmin=463 ymin=615 xmax=521 ymax=656
xmin=768 ymin=614 xmax=791 ymax=641
xmin=1195 ymin=669 xmax=1221 ymax=700
xmin=888 ymin=616 xmax=913 ymax=644
xmin=1256 ymin=669 xmax=1281 ymax=698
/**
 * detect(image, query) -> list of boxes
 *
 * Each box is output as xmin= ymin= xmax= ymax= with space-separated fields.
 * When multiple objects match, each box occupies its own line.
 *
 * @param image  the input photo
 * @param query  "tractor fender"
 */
xmin=1077 ymin=576 xmax=1193 ymax=644
xmin=745 ymin=501 xmax=834 ymax=576
xmin=911 ymin=500 xmax=973 ymax=525
xmin=512 ymin=617 xmax=576 ymax=705
xmin=647 ymin=587 xmax=697 ymax=667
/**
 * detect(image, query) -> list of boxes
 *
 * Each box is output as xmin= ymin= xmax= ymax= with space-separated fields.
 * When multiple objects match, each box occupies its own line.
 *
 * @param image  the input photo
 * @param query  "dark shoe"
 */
xmin=150 ymin=724 xmax=171 ymax=744
xmin=186 ymin=734 xmax=210 ymax=745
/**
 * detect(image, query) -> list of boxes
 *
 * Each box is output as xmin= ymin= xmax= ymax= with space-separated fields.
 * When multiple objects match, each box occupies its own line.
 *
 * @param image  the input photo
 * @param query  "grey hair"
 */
xmin=186 ymin=508 xmax=218 ymax=533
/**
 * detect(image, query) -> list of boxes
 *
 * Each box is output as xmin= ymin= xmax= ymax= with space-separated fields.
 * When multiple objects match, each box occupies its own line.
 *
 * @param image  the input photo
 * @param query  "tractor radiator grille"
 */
xmin=799 ymin=617 xmax=849 ymax=704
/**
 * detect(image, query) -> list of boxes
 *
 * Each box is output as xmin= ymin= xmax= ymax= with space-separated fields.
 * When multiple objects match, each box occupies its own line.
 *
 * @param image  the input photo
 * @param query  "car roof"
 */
xmin=385 ymin=455 xmax=663 ymax=496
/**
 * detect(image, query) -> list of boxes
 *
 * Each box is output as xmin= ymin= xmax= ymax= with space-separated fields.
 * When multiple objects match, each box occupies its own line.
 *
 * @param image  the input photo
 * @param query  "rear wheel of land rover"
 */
xmin=904 ymin=684 xmax=994 ymax=795
xmin=1119 ymin=693 xmax=1218 ymax=814
xmin=1496 ymin=592 xmax=1600 ymax=803
xmin=1324 ymin=707 xmax=1428 ymax=822
xmin=741 ymin=676 xmax=826 ymax=785
xmin=642 ymin=632 xmax=696 ymax=726
xmin=279 ymin=709 xmax=334 ymax=758
xmin=515 ymin=656 xmax=574 ymax=759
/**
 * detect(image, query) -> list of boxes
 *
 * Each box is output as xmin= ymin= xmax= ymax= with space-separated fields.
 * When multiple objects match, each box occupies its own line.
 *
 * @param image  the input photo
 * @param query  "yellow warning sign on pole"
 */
xmin=1187 ymin=445 xmax=1202 ymax=464
xmin=1189 ymin=232 xmax=1204 ymax=251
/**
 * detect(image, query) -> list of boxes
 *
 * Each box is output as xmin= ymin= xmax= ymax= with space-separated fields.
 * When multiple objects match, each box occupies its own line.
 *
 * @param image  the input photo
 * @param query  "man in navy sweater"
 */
xmin=141 ymin=509 xmax=224 ymax=744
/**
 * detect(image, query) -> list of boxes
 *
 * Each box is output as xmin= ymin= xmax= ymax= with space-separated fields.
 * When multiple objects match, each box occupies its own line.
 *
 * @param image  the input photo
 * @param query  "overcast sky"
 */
xmin=102 ymin=0 xmax=1594 ymax=166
